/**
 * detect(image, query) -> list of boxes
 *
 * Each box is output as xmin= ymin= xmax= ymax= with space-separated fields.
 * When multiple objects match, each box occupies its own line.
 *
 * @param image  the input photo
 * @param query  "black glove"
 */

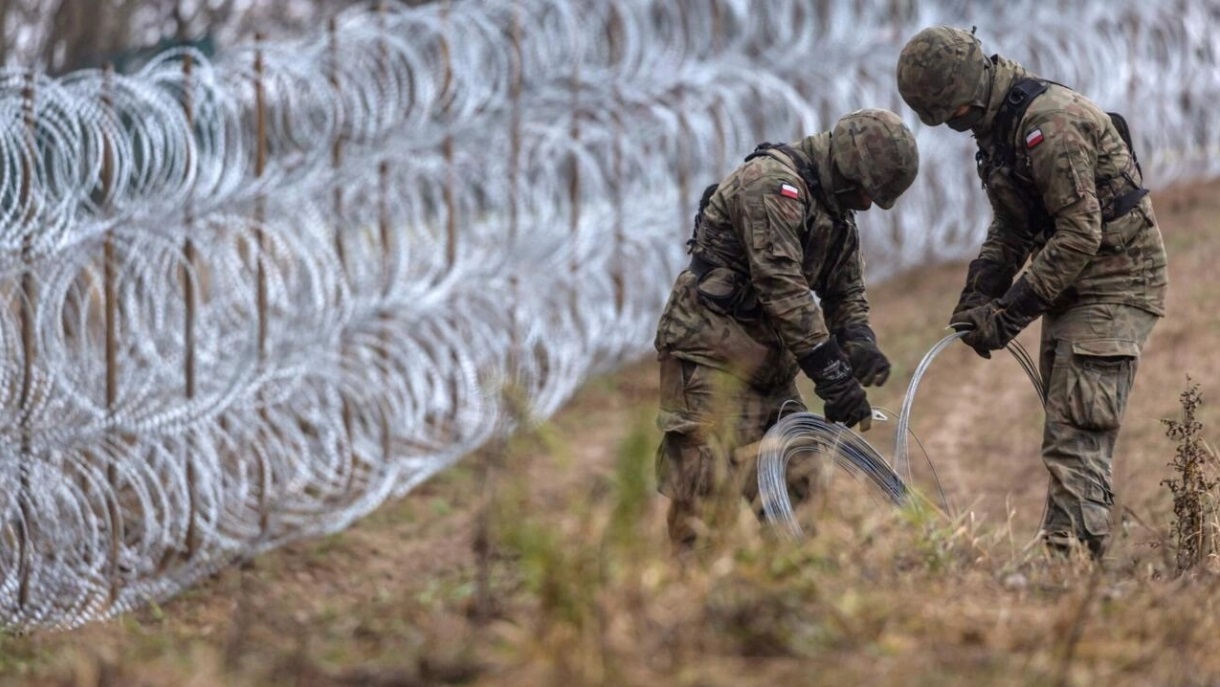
xmin=797 ymin=339 xmax=871 ymax=428
xmin=949 ymin=301 xmax=997 ymax=358
xmin=950 ymin=277 xmax=1048 ymax=356
xmin=950 ymin=258 xmax=1014 ymax=321
xmin=951 ymin=290 xmax=992 ymax=320
xmin=834 ymin=323 xmax=891 ymax=387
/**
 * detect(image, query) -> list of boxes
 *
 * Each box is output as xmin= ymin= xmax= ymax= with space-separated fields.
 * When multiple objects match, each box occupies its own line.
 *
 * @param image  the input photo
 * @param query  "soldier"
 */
xmin=896 ymin=27 xmax=1168 ymax=558
xmin=654 ymin=108 xmax=919 ymax=550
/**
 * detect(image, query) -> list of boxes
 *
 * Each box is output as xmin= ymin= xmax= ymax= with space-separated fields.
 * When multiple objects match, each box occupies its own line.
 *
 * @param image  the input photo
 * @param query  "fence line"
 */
xmin=0 ymin=0 xmax=1216 ymax=630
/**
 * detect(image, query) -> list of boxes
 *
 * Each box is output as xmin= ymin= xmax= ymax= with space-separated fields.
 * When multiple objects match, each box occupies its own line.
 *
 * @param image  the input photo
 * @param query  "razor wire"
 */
xmin=758 ymin=333 xmax=1049 ymax=540
xmin=758 ymin=410 xmax=908 ymax=542
xmin=0 ymin=0 xmax=1217 ymax=631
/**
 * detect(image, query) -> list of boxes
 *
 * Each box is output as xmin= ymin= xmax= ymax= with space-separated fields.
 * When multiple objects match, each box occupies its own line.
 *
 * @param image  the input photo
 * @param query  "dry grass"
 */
xmin=1162 ymin=381 xmax=1220 ymax=574
xmin=4 ymin=180 xmax=1220 ymax=686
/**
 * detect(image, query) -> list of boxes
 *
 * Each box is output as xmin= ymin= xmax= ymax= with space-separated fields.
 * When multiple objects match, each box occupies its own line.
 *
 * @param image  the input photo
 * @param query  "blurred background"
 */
xmin=0 ymin=0 xmax=410 ymax=74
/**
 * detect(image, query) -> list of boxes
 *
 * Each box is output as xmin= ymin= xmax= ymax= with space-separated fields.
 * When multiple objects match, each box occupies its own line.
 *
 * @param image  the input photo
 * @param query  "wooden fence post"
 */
xmin=16 ymin=69 xmax=36 ymax=609
xmin=100 ymin=64 xmax=124 ymax=602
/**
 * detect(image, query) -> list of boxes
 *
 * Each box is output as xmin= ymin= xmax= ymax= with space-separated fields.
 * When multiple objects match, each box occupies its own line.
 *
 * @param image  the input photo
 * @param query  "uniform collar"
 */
xmin=970 ymin=55 xmax=1034 ymax=140
xmin=792 ymin=131 xmax=845 ymax=217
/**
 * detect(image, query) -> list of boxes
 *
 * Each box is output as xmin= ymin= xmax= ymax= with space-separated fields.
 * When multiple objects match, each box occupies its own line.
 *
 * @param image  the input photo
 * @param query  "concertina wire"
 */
xmin=0 ymin=0 xmax=1216 ymax=630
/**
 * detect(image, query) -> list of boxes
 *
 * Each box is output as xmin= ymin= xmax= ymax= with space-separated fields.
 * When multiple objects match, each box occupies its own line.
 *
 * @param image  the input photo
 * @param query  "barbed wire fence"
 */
xmin=0 ymin=0 xmax=1216 ymax=631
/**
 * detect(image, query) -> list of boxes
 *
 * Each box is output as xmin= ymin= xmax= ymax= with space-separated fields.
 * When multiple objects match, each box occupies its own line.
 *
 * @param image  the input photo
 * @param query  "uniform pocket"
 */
xmin=1097 ymin=208 xmax=1143 ymax=255
xmin=696 ymin=267 xmax=758 ymax=320
xmin=695 ymin=267 xmax=740 ymax=316
xmin=1080 ymin=498 xmax=1112 ymax=538
xmin=1065 ymin=339 xmax=1138 ymax=431
xmin=655 ymin=432 xmax=717 ymax=500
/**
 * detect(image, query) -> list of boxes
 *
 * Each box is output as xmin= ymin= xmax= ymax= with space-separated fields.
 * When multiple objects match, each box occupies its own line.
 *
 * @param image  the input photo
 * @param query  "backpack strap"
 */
xmin=686 ymin=182 xmax=721 ymax=256
xmin=1105 ymin=110 xmax=1150 ymax=219
xmin=988 ymin=78 xmax=1149 ymax=224
xmin=979 ymin=78 xmax=1054 ymax=235
xmin=992 ymin=78 xmax=1050 ymax=169
xmin=744 ymin=142 xmax=831 ymax=214
xmin=687 ymin=141 xmax=835 ymax=274
xmin=1106 ymin=111 xmax=1142 ymax=178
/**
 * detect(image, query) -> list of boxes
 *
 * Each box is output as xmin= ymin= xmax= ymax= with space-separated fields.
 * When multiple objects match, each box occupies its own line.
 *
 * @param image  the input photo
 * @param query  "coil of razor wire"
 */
xmin=893 ymin=331 xmax=1046 ymax=482
xmin=758 ymin=411 xmax=907 ymax=542
xmin=0 ymin=0 xmax=1217 ymax=631
xmin=759 ymin=333 xmax=1049 ymax=539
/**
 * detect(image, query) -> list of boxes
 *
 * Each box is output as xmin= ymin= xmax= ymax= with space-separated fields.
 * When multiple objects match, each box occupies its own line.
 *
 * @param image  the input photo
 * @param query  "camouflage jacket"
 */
xmin=968 ymin=56 xmax=1167 ymax=316
xmin=654 ymin=133 xmax=871 ymax=389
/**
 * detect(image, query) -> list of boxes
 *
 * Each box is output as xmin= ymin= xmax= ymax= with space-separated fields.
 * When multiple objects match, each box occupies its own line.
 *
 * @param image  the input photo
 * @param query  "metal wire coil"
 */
xmin=0 ymin=0 xmax=1214 ymax=630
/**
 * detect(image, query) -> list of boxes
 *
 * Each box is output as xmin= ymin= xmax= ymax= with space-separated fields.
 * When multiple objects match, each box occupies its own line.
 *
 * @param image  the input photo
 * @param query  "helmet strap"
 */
xmin=972 ymin=56 xmax=995 ymax=111
xmin=947 ymin=106 xmax=984 ymax=132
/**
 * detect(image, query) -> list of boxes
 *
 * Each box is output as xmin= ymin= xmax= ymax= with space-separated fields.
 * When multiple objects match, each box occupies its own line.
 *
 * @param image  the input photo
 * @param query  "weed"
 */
xmin=606 ymin=416 xmax=656 ymax=553
xmin=1161 ymin=380 xmax=1219 ymax=574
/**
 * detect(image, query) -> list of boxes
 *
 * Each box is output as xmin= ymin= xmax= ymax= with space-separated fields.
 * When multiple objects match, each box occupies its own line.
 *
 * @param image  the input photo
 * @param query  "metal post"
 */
xmin=376 ymin=1 xmax=394 ymax=469
xmin=439 ymin=1 xmax=461 ymax=441
xmin=16 ymin=69 xmax=36 ymax=608
xmin=441 ymin=1 xmax=457 ymax=271
xmin=612 ymin=92 xmax=625 ymax=317
xmin=329 ymin=17 xmax=347 ymax=274
xmin=377 ymin=159 xmax=393 ymax=465
xmin=675 ymin=87 xmax=691 ymax=240
xmin=101 ymin=64 xmax=123 ymax=602
xmin=182 ymin=51 xmax=201 ymax=560
xmin=568 ymin=55 xmax=581 ymax=276
xmin=329 ymin=17 xmax=357 ymax=494
xmin=508 ymin=0 xmax=524 ymax=337
xmin=607 ymin=6 xmax=624 ymax=315
xmin=253 ymin=36 xmax=271 ymax=534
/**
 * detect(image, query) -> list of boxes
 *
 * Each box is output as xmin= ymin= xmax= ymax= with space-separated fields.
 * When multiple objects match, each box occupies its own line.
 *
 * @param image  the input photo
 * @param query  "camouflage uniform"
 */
xmin=654 ymin=110 xmax=919 ymax=548
xmin=898 ymin=27 xmax=1168 ymax=556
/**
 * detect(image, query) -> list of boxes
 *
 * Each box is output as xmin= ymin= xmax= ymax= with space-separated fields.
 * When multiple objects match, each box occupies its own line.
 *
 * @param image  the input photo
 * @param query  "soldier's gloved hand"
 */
xmin=950 ymin=290 xmax=992 ymax=321
xmin=834 ymin=323 xmax=891 ymax=386
xmin=952 ymin=277 xmax=1048 ymax=357
xmin=949 ymin=258 xmax=1013 ymax=328
xmin=948 ymin=291 xmax=994 ymax=359
xmin=798 ymin=340 xmax=872 ymax=428
xmin=949 ymin=303 xmax=997 ymax=359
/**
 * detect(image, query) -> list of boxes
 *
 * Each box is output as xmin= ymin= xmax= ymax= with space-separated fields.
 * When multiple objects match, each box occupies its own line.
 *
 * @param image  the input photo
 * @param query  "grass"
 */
xmin=4 ymin=180 xmax=1220 ymax=686
xmin=1162 ymin=381 xmax=1220 ymax=574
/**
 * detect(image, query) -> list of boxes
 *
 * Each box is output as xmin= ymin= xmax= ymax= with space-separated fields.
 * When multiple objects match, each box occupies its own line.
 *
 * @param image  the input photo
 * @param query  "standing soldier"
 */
xmin=654 ymin=109 xmax=919 ymax=550
xmin=896 ymin=27 xmax=1168 ymax=558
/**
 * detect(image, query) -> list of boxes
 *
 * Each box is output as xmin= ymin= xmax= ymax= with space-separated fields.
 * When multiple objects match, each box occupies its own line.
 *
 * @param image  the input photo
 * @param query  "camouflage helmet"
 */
xmin=830 ymin=109 xmax=919 ymax=210
xmin=896 ymin=26 xmax=992 ymax=126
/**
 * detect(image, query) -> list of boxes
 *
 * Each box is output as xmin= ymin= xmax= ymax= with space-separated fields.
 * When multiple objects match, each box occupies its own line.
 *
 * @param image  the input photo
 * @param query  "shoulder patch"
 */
xmin=1025 ymin=128 xmax=1045 ymax=149
xmin=779 ymin=183 xmax=800 ymax=199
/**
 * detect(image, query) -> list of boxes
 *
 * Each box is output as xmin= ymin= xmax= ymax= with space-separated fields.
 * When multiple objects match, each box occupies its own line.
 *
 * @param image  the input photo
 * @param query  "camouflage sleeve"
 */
xmin=1021 ymin=111 xmax=1104 ymax=302
xmin=812 ymin=216 xmax=870 ymax=333
xmin=737 ymin=182 xmax=828 ymax=358
xmin=976 ymin=193 xmax=1035 ymax=273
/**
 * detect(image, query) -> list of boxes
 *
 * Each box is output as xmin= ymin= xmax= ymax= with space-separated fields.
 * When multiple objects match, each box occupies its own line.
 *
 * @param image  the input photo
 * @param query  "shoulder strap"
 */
xmin=686 ymin=182 xmax=722 ymax=254
xmin=994 ymin=78 xmax=1050 ymax=167
xmin=1106 ymin=111 xmax=1143 ymax=178
xmin=744 ymin=142 xmax=825 ymax=205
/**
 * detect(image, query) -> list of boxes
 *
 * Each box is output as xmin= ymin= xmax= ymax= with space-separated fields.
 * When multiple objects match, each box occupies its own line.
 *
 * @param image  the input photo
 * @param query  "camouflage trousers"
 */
xmin=654 ymin=353 xmax=809 ymax=549
xmin=1038 ymin=303 xmax=1158 ymax=557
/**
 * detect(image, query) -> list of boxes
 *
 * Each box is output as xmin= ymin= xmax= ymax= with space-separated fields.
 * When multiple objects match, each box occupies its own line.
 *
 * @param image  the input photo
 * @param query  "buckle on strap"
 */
xmin=1106 ymin=187 xmax=1149 ymax=222
xmin=688 ymin=253 xmax=716 ymax=279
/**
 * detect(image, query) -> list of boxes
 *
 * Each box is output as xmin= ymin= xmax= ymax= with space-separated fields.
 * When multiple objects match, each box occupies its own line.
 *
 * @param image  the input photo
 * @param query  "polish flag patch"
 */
xmin=1025 ymin=128 xmax=1045 ymax=148
xmin=779 ymin=183 xmax=800 ymax=199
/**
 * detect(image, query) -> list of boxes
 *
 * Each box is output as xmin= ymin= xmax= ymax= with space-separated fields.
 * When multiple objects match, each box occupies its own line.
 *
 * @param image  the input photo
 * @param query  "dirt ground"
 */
xmin=2 ymin=180 xmax=1219 ymax=686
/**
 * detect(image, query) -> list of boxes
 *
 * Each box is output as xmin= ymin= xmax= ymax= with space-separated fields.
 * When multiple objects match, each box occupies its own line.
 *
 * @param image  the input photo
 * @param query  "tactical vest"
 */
xmin=978 ymin=78 xmax=1149 ymax=239
xmin=684 ymin=143 xmax=837 ymax=320
xmin=688 ymin=140 xmax=839 ymax=275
